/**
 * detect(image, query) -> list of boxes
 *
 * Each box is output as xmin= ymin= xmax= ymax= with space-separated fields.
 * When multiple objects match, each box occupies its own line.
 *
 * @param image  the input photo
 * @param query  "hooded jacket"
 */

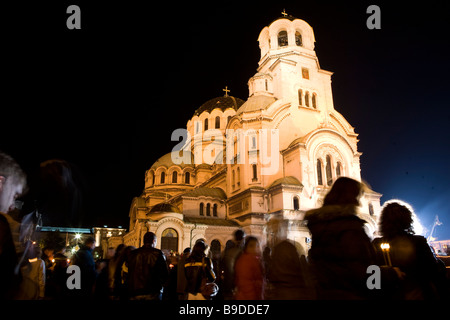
xmin=305 ymin=204 xmax=377 ymax=299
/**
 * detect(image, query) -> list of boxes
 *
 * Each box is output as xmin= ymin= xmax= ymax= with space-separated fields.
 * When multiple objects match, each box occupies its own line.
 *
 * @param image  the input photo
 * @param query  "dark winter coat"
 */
xmin=71 ymin=244 xmax=97 ymax=297
xmin=266 ymin=240 xmax=314 ymax=300
xmin=373 ymin=234 xmax=447 ymax=299
xmin=126 ymin=244 xmax=169 ymax=297
xmin=184 ymin=256 xmax=215 ymax=295
xmin=305 ymin=204 xmax=378 ymax=299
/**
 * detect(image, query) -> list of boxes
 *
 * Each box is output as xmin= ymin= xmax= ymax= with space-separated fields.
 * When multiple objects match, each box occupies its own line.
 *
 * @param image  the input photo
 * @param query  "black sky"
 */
xmin=2 ymin=1 xmax=450 ymax=239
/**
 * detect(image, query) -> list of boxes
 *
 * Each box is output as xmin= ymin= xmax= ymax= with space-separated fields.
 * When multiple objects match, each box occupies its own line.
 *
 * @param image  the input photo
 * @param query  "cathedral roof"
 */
xmin=269 ymin=176 xmax=303 ymax=189
xmin=184 ymin=217 xmax=239 ymax=227
xmin=149 ymin=202 xmax=181 ymax=214
xmin=193 ymin=96 xmax=245 ymax=117
xmin=183 ymin=187 xmax=227 ymax=200
xmin=236 ymin=95 xmax=277 ymax=115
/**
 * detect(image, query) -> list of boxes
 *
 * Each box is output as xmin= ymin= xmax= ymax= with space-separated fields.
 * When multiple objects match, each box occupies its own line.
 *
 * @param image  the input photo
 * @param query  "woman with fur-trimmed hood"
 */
xmin=305 ymin=177 xmax=397 ymax=299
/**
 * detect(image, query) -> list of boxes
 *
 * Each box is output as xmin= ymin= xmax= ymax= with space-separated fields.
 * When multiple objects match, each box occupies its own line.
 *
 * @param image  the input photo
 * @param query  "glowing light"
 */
xmin=74 ymin=233 xmax=81 ymax=240
xmin=380 ymin=243 xmax=390 ymax=250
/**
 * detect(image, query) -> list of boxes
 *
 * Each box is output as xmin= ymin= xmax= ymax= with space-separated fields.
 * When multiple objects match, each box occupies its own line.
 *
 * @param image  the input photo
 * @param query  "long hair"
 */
xmin=190 ymin=240 xmax=206 ymax=260
xmin=323 ymin=177 xmax=363 ymax=206
xmin=379 ymin=201 xmax=414 ymax=238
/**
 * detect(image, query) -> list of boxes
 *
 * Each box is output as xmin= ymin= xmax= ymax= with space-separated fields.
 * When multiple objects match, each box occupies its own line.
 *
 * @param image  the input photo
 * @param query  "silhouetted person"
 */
xmin=265 ymin=218 xmax=314 ymax=300
xmin=107 ymin=243 xmax=125 ymax=300
xmin=185 ymin=240 xmax=216 ymax=300
xmin=177 ymin=247 xmax=191 ymax=300
xmin=71 ymin=236 xmax=97 ymax=299
xmin=0 ymin=151 xmax=26 ymax=300
xmin=373 ymin=201 xmax=448 ymax=300
xmin=46 ymin=252 xmax=70 ymax=300
xmin=127 ymin=232 xmax=168 ymax=300
xmin=305 ymin=177 xmax=389 ymax=299
xmin=117 ymin=245 xmax=136 ymax=300
xmin=220 ymin=229 xmax=245 ymax=299
xmin=234 ymin=236 xmax=264 ymax=300
xmin=17 ymin=243 xmax=45 ymax=300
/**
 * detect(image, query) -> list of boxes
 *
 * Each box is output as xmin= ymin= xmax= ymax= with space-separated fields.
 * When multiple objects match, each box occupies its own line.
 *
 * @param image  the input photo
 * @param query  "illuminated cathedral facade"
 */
xmin=123 ymin=14 xmax=382 ymax=256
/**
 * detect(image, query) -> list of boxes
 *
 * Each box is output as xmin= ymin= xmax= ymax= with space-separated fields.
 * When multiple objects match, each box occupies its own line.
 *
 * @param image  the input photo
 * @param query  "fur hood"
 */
xmin=305 ymin=204 xmax=361 ymax=224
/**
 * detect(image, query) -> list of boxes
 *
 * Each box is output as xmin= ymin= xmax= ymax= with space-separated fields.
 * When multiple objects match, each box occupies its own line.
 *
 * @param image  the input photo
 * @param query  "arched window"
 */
xmin=232 ymin=170 xmax=235 ymax=189
xmin=185 ymin=171 xmax=190 ymax=184
xmin=151 ymin=172 xmax=155 ymax=186
xmin=227 ymin=116 xmax=232 ymax=124
xmin=369 ymin=203 xmax=374 ymax=216
xmin=265 ymin=79 xmax=268 ymax=91
xmin=293 ymin=196 xmax=300 ymax=210
xmin=237 ymin=167 xmax=240 ymax=187
xmin=312 ymin=93 xmax=317 ymax=109
xmin=215 ymin=116 xmax=220 ymax=129
xmin=160 ymin=171 xmax=165 ymax=184
xmin=172 ymin=171 xmax=177 ymax=183
xmin=213 ymin=204 xmax=218 ymax=217
xmin=204 ymin=118 xmax=208 ymax=131
xmin=317 ymin=159 xmax=323 ymax=185
xmin=206 ymin=203 xmax=211 ymax=216
xmin=252 ymin=164 xmax=258 ymax=181
xmin=326 ymin=155 xmax=333 ymax=186
xmin=336 ymin=162 xmax=342 ymax=178
xmin=298 ymin=89 xmax=303 ymax=106
xmin=305 ymin=91 xmax=310 ymax=107
xmin=196 ymin=121 xmax=200 ymax=134
xmin=295 ymin=31 xmax=303 ymax=46
xmin=199 ymin=203 xmax=204 ymax=216
xmin=278 ymin=30 xmax=288 ymax=47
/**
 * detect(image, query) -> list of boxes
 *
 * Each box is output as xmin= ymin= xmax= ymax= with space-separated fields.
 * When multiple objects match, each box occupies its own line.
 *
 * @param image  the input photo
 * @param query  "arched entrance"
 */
xmin=161 ymin=228 xmax=178 ymax=253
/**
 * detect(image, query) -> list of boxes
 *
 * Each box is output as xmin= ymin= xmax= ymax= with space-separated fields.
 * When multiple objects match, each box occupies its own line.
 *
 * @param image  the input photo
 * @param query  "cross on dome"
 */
xmin=223 ymin=86 xmax=230 ymax=97
xmin=281 ymin=9 xmax=288 ymax=17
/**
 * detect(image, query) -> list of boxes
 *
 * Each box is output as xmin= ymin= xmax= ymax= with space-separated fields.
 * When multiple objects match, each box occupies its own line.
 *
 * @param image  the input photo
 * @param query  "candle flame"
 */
xmin=380 ymin=243 xmax=390 ymax=250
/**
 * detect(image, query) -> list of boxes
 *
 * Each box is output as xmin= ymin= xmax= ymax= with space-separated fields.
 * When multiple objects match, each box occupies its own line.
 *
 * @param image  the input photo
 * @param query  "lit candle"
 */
xmin=380 ymin=243 xmax=392 ymax=266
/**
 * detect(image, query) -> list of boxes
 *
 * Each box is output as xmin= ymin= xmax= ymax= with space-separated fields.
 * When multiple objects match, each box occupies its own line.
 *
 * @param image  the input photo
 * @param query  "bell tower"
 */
xmin=248 ymin=12 xmax=335 ymax=113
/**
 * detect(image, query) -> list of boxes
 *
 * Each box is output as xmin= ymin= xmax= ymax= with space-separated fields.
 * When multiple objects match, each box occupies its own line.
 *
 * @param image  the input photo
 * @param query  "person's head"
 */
xmin=143 ymin=231 xmax=157 ymax=247
xmin=323 ymin=177 xmax=363 ymax=207
xmin=84 ymin=236 xmax=96 ymax=250
xmin=243 ymin=236 xmax=260 ymax=255
xmin=0 ymin=151 xmax=26 ymax=213
xmin=183 ymin=247 xmax=191 ymax=256
xmin=233 ymin=229 xmax=246 ymax=243
xmin=190 ymin=240 xmax=206 ymax=259
xmin=379 ymin=200 xmax=414 ymax=238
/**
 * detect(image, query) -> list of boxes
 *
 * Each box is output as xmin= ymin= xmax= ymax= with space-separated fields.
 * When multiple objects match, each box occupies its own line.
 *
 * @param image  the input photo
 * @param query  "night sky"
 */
xmin=3 ymin=1 xmax=450 ymax=239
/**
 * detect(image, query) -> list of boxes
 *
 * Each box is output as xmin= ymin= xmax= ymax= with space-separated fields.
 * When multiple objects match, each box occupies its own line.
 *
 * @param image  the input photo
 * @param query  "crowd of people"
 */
xmin=1 ymin=151 xmax=449 ymax=301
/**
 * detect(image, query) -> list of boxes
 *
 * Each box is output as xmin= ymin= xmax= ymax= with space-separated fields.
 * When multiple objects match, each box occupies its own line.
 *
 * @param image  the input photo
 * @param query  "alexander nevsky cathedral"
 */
xmin=123 ymin=13 xmax=382 ymax=257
